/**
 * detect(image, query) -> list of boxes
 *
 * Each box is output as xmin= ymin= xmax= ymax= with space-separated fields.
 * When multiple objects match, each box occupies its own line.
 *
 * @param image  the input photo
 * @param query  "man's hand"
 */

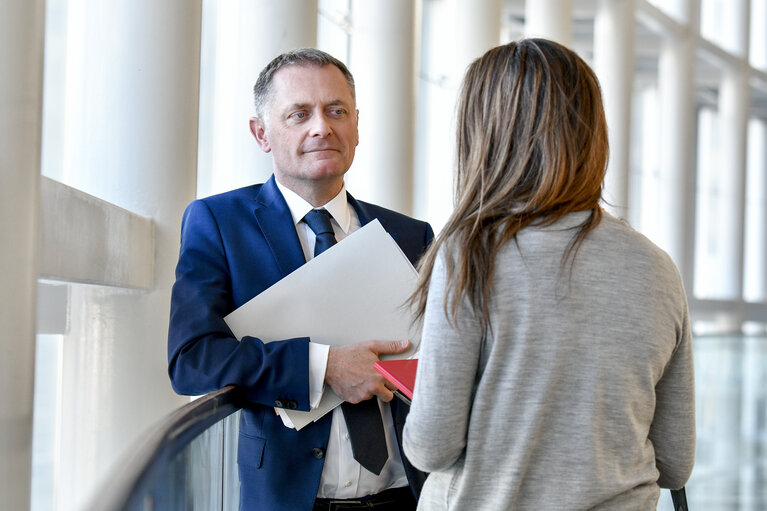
xmin=325 ymin=340 xmax=410 ymax=404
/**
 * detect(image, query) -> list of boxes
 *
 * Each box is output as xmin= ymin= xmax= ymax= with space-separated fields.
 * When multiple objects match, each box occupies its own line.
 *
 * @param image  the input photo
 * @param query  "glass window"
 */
xmin=30 ymin=335 xmax=63 ymax=511
xmin=701 ymin=0 xmax=747 ymax=55
xmin=744 ymin=117 xmax=767 ymax=302
xmin=694 ymin=107 xmax=720 ymax=299
xmin=630 ymin=84 xmax=664 ymax=246
xmin=318 ymin=0 xmax=351 ymax=57
xmin=413 ymin=0 xmax=460 ymax=231
xmin=40 ymin=0 xmax=67 ymax=181
xmin=197 ymin=0 xmax=275 ymax=199
xmin=701 ymin=0 xmax=727 ymax=47
xmin=694 ymin=106 xmax=742 ymax=300
xmin=751 ymin=0 xmax=767 ymax=69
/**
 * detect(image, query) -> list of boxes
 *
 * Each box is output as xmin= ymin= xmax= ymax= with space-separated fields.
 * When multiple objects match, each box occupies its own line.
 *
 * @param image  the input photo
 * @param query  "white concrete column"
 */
xmin=349 ymin=0 xmax=417 ymax=214
xmin=197 ymin=0 xmax=318 ymax=198
xmin=0 ymin=1 xmax=44 ymax=509
xmin=413 ymin=0 xmax=503 ymax=229
xmin=455 ymin=0 xmax=502 ymax=73
xmin=48 ymin=1 xmax=203 ymax=509
xmin=718 ymin=67 xmax=750 ymax=299
xmin=655 ymin=4 xmax=699 ymax=285
xmin=657 ymin=38 xmax=697 ymax=282
xmin=593 ymin=0 xmax=636 ymax=221
xmin=524 ymin=0 xmax=573 ymax=47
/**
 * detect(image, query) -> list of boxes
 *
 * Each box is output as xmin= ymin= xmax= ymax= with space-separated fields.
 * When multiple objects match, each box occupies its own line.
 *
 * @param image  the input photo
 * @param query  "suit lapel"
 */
xmin=348 ymin=192 xmax=372 ymax=226
xmin=253 ymin=176 xmax=307 ymax=277
xmin=348 ymin=192 xmax=400 ymax=245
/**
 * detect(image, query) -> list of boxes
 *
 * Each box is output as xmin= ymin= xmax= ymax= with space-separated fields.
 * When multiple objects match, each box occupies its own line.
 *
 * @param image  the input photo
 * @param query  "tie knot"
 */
xmin=303 ymin=209 xmax=335 ymax=237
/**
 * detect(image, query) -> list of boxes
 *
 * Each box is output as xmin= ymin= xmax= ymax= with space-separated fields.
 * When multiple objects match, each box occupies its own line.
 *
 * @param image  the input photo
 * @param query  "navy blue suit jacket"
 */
xmin=168 ymin=176 xmax=433 ymax=510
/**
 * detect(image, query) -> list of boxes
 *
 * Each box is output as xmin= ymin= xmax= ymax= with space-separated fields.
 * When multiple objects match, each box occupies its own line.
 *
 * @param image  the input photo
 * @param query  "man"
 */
xmin=168 ymin=48 xmax=432 ymax=510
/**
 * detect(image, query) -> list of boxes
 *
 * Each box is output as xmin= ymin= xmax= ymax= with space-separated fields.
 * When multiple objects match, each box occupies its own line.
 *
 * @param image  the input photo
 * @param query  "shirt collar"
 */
xmin=274 ymin=179 xmax=352 ymax=234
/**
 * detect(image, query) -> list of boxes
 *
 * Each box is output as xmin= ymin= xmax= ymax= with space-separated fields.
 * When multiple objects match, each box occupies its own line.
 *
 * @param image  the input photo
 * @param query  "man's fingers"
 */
xmin=326 ymin=341 xmax=409 ymax=403
xmin=379 ymin=386 xmax=395 ymax=403
xmin=370 ymin=339 xmax=410 ymax=355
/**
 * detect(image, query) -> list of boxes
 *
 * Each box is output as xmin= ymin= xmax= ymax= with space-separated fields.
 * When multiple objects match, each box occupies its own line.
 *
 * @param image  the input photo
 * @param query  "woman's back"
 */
xmin=402 ymin=38 xmax=695 ymax=510
xmin=406 ymin=211 xmax=695 ymax=510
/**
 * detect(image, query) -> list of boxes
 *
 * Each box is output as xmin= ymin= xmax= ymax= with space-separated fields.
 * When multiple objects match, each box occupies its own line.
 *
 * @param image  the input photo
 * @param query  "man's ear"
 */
xmin=354 ymin=109 xmax=360 ymax=147
xmin=250 ymin=117 xmax=271 ymax=153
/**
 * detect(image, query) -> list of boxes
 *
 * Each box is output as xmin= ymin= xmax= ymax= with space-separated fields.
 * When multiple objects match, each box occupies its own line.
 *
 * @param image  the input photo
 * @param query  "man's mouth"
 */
xmin=304 ymin=147 xmax=338 ymax=154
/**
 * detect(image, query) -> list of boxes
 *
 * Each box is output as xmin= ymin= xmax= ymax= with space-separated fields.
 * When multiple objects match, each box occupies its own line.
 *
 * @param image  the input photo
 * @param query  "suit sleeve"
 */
xmin=167 ymin=200 xmax=311 ymax=410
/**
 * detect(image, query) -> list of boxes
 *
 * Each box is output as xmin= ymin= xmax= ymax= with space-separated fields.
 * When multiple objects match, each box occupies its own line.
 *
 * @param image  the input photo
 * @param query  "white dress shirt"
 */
xmin=274 ymin=180 xmax=409 ymax=499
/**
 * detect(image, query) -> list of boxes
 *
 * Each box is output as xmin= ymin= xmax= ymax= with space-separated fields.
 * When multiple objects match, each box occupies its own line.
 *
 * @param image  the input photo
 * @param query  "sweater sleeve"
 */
xmin=649 ymin=285 xmax=696 ymax=489
xmin=403 ymin=252 xmax=483 ymax=472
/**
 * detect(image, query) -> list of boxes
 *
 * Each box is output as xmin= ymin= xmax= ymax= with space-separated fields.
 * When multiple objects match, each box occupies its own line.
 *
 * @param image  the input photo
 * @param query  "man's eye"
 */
xmin=291 ymin=112 xmax=307 ymax=120
xmin=329 ymin=108 xmax=345 ymax=116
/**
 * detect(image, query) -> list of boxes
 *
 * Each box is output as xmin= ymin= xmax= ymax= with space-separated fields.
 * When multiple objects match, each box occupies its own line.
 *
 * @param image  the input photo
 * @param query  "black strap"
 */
xmin=670 ymin=487 xmax=689 ymax=511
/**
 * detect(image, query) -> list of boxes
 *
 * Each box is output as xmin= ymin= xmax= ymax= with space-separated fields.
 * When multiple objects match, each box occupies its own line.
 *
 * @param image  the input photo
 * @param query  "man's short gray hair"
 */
xmin=253 ymin=48 xmax=356 ymax=119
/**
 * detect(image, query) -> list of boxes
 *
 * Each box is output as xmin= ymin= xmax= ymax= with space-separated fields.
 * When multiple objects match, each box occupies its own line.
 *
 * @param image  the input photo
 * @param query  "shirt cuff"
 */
xmin=309 ymin=341 xmax=330 ymax=409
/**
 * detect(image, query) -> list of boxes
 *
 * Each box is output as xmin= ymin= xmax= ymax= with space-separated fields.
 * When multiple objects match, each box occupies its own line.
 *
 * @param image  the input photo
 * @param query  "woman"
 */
xmin=402 ymin=39 xmax=695 ymax=510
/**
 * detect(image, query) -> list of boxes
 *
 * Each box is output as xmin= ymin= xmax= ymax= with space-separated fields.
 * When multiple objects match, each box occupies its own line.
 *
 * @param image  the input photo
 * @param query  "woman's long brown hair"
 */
xmin=411 ymin=38 xmax=609 ymax=328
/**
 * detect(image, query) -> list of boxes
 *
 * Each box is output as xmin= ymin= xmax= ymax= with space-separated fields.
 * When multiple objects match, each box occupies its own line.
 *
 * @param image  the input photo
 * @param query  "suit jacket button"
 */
xmin=274 ymin=400 xmax=284 ymax=408
xmin=287 ymin=400 xmax=298 ymax=409
xmin=312 ymin=448 xmax=325 ymax=459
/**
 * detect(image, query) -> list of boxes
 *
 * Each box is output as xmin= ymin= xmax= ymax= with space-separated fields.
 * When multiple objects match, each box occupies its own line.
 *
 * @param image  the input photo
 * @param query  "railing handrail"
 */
xmin=95 ymin=385 xmax=244 ymax=511
xmin=93 ymin=385 xmax=689 ymax=510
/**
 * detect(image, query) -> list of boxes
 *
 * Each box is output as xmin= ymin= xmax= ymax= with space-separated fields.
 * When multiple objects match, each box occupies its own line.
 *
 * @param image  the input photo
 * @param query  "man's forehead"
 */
xmin=271 ymin=64 xmax=353 ymax=99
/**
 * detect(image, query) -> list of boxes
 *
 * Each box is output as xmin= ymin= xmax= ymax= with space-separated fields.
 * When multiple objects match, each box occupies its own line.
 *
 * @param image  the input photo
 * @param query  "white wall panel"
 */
xmin=39 ymin=177 xmax=154 ymax=289
xmin=0 ymin=0 xmax=44 ymax=508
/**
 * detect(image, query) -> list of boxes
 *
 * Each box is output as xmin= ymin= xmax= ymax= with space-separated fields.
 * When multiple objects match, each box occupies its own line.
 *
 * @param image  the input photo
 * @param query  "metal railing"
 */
xmin=94 ymin=384 xmax=688 ymax=510
xmin=96 ymin=386 xmax=243 ymax=511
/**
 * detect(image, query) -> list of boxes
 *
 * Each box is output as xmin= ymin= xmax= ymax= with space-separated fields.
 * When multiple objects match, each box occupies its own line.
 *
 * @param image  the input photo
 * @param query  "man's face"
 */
xmin=251 ymin=64 xmax=359 ymax=200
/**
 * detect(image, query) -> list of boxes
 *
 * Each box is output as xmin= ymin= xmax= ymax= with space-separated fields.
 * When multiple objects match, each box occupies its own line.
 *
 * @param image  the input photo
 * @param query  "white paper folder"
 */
xmin=224 ymin=219 xmax=421 ymax=430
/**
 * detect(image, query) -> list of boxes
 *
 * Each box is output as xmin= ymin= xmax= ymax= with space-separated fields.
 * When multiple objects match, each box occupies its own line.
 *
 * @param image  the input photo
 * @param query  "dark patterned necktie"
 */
xmin=302 ymin=209 xmax=389 ymax=475
xmin=303 ymin=208 xmax=338 ymax=257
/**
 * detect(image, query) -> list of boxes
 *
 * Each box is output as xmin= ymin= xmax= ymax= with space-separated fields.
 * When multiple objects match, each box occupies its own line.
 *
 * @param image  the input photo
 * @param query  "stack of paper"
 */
xmin=224 ymin=219 xmax=421 ymax=430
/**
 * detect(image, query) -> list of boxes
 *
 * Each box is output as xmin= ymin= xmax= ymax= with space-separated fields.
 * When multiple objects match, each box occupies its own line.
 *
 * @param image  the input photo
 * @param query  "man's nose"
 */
xmin=309 ymin=113 xmax=332 ymax=137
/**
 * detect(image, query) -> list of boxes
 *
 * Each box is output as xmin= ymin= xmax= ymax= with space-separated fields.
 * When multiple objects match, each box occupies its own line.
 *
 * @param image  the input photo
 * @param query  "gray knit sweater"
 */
xmin=403 ymin=211 xmax=695 ymax=510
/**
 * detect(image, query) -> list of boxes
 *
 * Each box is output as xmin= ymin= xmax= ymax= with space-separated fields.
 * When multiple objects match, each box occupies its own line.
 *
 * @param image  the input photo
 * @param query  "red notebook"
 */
xmin=374 ymin=358 xmax=418 ymax=404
